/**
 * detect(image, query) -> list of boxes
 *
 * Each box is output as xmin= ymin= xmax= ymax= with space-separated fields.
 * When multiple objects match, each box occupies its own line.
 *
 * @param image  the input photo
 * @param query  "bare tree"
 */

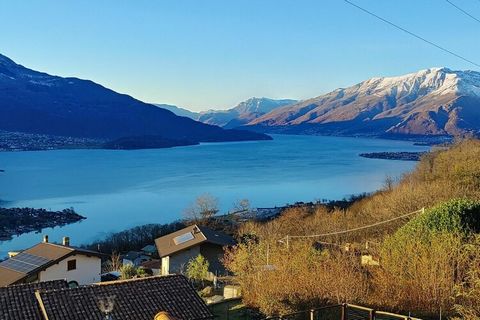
xmin=104 ymin=252 xmax=122 ymax=273
xmin=233 ymin=199 xmax=250 ymax=213
xmin=184 ymin=194 xmax=219 ymax=224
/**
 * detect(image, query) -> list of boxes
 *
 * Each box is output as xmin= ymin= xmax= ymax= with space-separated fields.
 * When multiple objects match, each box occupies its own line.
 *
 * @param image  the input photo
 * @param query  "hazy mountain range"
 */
xmin=0 ymin=54 xmax=270 ymax=149
xmin=243 ymin=68 xmax=480 ymax=137
xmin=157 ymin=97 xmax=297 ymax=128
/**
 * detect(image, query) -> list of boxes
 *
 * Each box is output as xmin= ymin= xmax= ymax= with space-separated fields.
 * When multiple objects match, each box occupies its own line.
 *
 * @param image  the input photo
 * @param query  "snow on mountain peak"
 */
xmin=354 ymin=67 xmax=480 ymax=99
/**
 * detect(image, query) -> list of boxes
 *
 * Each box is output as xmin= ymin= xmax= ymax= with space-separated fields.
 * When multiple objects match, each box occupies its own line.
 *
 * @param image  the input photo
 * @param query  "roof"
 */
xmin=123 ymin=251 xmax=149 ymax=261
xmin=36 ymin=275 xmax=214 ymax=320
xmin=141 ymin=244 xmax=157 ymax=253
xmin=155 ymin=225 xmax=235 ymax=258
xmin=0 ymin=242 xmax=104 ymax=287
xmin=140 ymin=259 xmax=161 ymax=269
xmin=0 ymin=280 xmax=67 ymax=320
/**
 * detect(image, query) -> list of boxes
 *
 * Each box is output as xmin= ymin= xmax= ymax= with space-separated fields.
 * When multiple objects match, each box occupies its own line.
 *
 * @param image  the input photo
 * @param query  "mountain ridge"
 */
xmin=156 ymin=97 xmax=297 ymax=128
xmin=245 ymin=67 xmax=480 ymax=137
xmin=0 ymin=53 xmax=271 ymax=149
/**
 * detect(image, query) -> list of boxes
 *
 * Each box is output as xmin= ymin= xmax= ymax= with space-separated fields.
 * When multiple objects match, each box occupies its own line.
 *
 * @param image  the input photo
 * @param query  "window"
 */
xmin=67 ymin=259 xmax=76 ymax=271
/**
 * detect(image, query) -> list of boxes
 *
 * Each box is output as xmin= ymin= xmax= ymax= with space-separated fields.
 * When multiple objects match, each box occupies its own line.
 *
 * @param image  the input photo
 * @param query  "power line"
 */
xmin=280 ymin=208 xmax=424 ymax=241
xmin=343 ymin=0 xmax=480 ymax=68
xmin=445 ymin=0 xmax=480 ymax=24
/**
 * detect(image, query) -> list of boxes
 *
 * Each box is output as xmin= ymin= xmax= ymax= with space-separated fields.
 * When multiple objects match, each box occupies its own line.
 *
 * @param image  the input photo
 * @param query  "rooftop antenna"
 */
xmin=96 ymin=295 xmax=116 ymax=320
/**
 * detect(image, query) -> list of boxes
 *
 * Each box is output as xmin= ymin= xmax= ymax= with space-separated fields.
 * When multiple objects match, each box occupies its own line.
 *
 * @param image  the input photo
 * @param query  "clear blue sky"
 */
xmin=1 ymin=0 xmax=479 ymax=111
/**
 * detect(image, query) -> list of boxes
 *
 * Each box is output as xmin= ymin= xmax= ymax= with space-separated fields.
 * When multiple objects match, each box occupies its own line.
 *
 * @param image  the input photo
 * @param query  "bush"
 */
xmin=119 ymin=264 xmax=137 ymax=280
xmin=376 ymin=199 xmax=480 ymax=316
xmin=186 ymin=254 xmax=209 ymax=283
xmin=225 ymin=140 xmax=480 ymax=317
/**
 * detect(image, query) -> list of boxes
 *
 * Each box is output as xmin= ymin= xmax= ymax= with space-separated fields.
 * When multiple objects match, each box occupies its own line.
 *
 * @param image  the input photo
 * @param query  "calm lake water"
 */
xmin=0 ymin=134 xmax=428 ymax=256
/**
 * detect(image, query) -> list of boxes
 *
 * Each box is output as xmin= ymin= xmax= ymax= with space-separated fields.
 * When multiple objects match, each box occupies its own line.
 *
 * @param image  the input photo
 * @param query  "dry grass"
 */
xmin=224 ymin=139 xmax=480 ymax=317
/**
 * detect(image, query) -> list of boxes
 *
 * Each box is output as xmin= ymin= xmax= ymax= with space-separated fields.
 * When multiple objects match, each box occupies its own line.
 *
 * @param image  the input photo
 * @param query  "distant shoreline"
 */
xmin=0 ymin=130 xmax=449 ymax=152
xmin=0 ymin=207 xmax=86 ymax=242
xmin=359 ymin=151 xmax=427 ymax=161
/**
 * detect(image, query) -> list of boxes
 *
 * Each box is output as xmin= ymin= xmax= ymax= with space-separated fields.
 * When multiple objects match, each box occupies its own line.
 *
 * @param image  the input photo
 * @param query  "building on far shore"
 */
xmin=155 ymin=225 xmax=235 ymax=276
xmin=0 ymin=236 xmax=103 ymax=287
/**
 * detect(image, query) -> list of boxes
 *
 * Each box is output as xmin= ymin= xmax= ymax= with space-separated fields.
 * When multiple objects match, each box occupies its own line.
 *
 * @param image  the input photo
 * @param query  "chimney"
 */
xmin=63 ymin=236 xmax=70 ymax=247
xmin=43 ymin=235 xmax=49 ymax=243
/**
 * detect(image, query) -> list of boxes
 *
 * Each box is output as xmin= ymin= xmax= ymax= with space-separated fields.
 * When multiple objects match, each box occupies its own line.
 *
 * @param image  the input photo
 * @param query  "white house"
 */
xmin=0 ymin=236 xmax=104 ymax=287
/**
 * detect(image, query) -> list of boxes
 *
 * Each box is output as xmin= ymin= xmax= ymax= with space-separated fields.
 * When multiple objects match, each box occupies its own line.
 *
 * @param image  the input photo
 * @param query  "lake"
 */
xmin=0 ymin=134 xmax=429 ymax=256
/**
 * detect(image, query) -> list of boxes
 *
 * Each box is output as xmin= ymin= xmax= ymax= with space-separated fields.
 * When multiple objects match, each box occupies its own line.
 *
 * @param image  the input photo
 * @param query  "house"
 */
xmin=140 ymin=259 xmax=162 ymax=276
xmin=142 ymin=244 xmax=158 ymax=255
xmin=35 ymin=275 xmax=214 ymax=320
xmin=0 ymin=236 xmax=103 ymax=287
xmin=155 ymin=225 xmax=235 ymax=276
xmin=0 ymin=280 xmax=67 ymax=320
xmin=122 ymin=250 xmax=151 ymax=267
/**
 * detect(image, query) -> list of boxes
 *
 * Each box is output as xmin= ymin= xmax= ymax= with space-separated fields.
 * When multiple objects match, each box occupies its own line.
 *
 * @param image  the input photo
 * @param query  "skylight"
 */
xmin=173 ymin=232 xmax=194 ymax=245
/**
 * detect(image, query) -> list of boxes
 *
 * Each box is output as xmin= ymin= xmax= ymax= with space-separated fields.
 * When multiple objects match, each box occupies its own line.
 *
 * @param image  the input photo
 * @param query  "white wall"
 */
xmin=39 ymin=254 xmax=101 ymax=285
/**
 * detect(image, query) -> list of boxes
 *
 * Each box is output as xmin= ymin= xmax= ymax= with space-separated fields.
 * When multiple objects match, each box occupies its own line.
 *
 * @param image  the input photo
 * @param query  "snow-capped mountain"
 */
xmin=197 ymin=97 xmax=297 ymax=128
xmin=155 ymin=97 xmax=297 ymax=128
xmin=247 ymin=68 xmax=480 ymax=137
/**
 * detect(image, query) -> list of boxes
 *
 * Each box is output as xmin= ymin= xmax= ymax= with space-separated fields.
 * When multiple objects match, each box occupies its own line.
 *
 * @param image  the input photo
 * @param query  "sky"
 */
xmin=1 ymin=0 xmax=479 ymax=111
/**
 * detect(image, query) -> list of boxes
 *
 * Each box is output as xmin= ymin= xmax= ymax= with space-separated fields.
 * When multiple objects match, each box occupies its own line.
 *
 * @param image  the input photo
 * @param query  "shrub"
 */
xmin=186 ymin=254 xmax=210 ymax=283
xmin=376 ymin=199 xmax=480 ymax=316
xmin=119 ymin=264 xmax=137 ymax=280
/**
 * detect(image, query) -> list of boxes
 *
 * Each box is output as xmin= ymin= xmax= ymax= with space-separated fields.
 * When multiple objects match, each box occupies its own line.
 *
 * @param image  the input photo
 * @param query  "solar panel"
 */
xmin=173 ymin=232 xmax=195 ymax=245
xmin=0 ymin=252 xmax=51 ymax=274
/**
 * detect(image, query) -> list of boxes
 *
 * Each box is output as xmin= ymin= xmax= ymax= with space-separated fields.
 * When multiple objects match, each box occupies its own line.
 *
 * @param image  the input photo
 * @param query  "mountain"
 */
xmin=0 ymin=54 xmax=271 ymax=148
xmin=154 ymin=104 xmax=200 ymax=119
xmin=196 ymin=97 xmax=297 ymax=128
xmin=246 ymin=68 xmax=480 ymax=138
xmin=155 ymin=98 xmax=297 ymax=129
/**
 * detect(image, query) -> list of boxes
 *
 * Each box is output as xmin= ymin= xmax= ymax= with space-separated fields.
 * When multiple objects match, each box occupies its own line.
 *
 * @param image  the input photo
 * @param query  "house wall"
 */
xmin=39 ymin=254 xmax=101 ymax=285
xmin=161 ymin=243 xmax=227 ymax=276
xmin=200 ymin=243 xmax=227 ymax=275
xmin=164 ymin=246 xmax=200 ymax=275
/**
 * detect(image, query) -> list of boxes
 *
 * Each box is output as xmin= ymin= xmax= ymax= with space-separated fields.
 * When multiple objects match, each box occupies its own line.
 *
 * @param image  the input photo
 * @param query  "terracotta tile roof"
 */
xmin=155 ymin=225 xmax=235 ymax=258
xmin=36 ymin=275 xmax=213 ymax=320
xmin=0 ymin=280 xmax=67 ymax=320
xmin=0 ymin=242 xmax=105 ymax=287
